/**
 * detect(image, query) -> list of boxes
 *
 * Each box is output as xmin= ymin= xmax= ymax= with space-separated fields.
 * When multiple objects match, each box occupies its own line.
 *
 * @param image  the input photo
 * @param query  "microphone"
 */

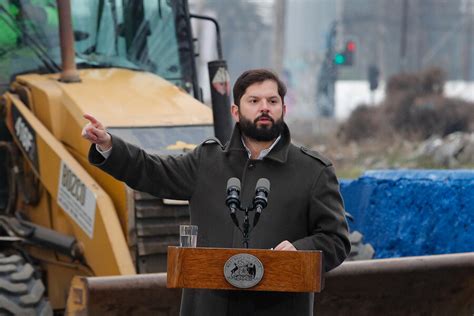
xmin=226 ymin=178 xmax=241 ymax=228
xmin=253 ymin=178 xmax=270 ymax=227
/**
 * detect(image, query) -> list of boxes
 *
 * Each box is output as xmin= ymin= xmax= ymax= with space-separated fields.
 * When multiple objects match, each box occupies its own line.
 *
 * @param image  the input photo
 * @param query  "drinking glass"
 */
xmin=179 ymin=225 xmax=198 ymax=247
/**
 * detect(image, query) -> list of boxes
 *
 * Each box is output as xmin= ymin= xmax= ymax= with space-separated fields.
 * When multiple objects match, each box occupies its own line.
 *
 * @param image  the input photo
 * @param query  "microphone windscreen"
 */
xmin=255 ymin=178 xmax=270 ymax=192
xmin=227 ymin=177 xmax=241 ymax=190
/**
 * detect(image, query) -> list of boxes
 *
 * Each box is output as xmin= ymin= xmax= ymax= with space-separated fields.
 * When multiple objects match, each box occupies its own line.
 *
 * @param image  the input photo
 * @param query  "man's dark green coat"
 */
xmin=89 ymin=123 xmax=350 ymax=316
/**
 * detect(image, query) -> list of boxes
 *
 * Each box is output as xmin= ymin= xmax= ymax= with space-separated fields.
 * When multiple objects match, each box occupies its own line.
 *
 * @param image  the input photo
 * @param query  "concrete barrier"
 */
xmin=340 ymin=169 xmax=474 ymax=258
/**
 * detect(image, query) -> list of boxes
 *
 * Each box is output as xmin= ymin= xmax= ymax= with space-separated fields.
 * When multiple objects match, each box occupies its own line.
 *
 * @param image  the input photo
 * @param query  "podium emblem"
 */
xmin=224 ymin=254 xmax=264 ymax=288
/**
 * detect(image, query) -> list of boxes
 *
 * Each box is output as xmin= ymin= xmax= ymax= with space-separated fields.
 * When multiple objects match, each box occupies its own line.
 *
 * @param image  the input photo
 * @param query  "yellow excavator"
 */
xmin=0 ymin=0 xmax=231 ymax=314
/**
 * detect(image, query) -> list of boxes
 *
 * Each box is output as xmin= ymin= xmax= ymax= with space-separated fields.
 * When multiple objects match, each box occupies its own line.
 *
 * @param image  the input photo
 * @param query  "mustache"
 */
xmin=254 ymin=113 xmax=274 ymax=124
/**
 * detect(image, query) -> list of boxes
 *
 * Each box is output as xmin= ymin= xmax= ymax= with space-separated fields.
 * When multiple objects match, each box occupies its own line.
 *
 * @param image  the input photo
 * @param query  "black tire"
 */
xmin=347 ymin=231 xmax=375 ymax=261
xmin=0 ymin=141 xmax=17 ymax=214
xmin=0 ymin=253 xmax=52 ymax=316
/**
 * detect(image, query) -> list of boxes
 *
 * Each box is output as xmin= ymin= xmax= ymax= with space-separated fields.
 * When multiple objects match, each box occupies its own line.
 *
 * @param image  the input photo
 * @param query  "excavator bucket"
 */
xmin=65 ymin=273 xmax=181 ymax=316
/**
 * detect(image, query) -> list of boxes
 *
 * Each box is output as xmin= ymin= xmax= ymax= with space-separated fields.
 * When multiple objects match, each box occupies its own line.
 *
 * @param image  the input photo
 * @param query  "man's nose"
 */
xmin=259 ymin=100 xmax=270 ymax=112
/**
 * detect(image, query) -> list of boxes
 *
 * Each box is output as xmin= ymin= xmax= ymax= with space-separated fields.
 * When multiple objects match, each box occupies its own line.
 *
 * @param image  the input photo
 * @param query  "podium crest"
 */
xmin=224 ymin=254 xmax=264 ymax=288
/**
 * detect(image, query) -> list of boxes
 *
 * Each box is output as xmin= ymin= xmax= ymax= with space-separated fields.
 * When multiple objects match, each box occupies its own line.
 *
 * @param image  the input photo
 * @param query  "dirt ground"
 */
xmin=288 ymin=118 xmax=473 ymax=179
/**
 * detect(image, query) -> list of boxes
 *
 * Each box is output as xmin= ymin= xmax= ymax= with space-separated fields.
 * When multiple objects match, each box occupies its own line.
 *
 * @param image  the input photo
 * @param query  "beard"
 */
xmin=239 ymin=112 xmax=285 ymax=141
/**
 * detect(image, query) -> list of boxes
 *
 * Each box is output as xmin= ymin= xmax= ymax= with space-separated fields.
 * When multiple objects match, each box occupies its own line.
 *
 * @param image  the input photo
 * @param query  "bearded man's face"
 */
xmin=231 ymin=80 xmax=286 ymax=141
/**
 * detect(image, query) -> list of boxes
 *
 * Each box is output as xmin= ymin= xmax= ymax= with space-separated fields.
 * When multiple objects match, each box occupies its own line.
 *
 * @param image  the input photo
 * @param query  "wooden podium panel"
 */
xmin=167 ymin=247 xmax=323 ymax=292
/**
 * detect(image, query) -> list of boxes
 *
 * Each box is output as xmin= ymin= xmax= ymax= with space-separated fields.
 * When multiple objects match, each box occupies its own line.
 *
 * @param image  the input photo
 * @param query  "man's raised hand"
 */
xmin=81 ymin=114 xmax=112 ymax=151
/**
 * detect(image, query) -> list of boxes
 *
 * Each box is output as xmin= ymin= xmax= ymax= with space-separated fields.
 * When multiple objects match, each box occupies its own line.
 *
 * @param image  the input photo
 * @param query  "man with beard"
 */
xmin=82 ymin=69 xmax=350 ymax=316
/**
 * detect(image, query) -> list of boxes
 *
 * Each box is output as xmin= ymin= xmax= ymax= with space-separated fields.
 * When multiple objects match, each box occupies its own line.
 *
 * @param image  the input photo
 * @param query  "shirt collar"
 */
xmin=225 ymin=123 xmax=291 ymax=163
xmin=241 ymin=135 xmax=282 ymax=160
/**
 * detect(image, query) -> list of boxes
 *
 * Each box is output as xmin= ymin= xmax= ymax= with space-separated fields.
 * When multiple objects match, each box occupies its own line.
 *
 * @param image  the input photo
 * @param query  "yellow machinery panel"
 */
xmin=5 ymin=93 xmax=136 ymax=277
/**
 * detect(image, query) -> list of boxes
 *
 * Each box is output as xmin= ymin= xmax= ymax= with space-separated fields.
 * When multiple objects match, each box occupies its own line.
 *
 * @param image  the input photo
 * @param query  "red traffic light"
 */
xmin=346 ymin=41 xmax=356 ymax=52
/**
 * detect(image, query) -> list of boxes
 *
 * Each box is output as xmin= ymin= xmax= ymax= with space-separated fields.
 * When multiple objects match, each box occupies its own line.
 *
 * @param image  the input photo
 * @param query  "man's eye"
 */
xmin=250 ymin=99 xmax=257 ymax=103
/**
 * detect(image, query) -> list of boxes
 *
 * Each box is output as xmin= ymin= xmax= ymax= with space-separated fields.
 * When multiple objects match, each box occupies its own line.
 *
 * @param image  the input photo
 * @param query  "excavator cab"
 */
xmin=0 ymin=0 xmax=200 ymax=95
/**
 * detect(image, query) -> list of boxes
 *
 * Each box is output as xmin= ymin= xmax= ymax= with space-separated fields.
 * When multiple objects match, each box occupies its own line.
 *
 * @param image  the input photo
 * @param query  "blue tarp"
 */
xmin=340 ymin=170 xmax=474 ymax=258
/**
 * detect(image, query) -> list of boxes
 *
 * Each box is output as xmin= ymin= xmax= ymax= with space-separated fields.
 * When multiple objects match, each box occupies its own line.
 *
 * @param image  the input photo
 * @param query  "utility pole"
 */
xmin=336 ymin=0 xmax=344 ymax=51
xmin=273 ymin=0 xmax=286 ymax=75
xmin=462 ymin=0 xmax=473 ymax=81
xmin=316 ymin=22 xmax=338 ymax=118
xmin=376 ymin=1 xmax=385 ymax=83
xmin=400 ymin=0 xmax=409 ymax=72
xmin=414 ymin=0 xmax=423 ymax=72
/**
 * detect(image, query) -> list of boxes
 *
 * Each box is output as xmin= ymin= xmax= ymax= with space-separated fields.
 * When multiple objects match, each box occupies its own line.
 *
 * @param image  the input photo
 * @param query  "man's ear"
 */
xmin=231 ymin=104 xmax=240 ymax=122
xmin=283 ymin=104 xmax=287 ymax=116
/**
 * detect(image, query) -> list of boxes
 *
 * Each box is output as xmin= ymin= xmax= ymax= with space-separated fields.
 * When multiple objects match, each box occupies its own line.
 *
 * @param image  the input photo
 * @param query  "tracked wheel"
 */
xmin=0 ymin=254 xmax=52 ymax=316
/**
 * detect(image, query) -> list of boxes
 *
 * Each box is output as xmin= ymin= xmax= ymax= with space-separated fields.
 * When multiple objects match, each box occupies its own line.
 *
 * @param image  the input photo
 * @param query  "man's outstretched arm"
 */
xmin=81 ymin=113 xmax=201 ymax=200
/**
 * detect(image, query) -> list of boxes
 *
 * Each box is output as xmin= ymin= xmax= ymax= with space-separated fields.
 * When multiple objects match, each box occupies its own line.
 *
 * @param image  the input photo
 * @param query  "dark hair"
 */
xmin=233 ymin=69 xmax=287 ymax=106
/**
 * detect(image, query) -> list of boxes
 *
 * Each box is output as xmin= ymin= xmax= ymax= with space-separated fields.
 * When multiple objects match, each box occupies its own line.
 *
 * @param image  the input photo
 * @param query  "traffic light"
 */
xmin=344 ymin=40 xmax=355 ymax=65
xmin=332 ymin=40 xmax=356 ymax=66
xmin=333 ymin=53 xmax=346 ymax=65
xmin=368 ymin=65 xmax=380 ymax=90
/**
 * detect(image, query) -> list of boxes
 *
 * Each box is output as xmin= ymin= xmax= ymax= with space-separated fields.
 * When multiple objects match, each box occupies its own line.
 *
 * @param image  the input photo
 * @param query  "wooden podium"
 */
xmin=167 ymin=247 xmax=323 ymax=292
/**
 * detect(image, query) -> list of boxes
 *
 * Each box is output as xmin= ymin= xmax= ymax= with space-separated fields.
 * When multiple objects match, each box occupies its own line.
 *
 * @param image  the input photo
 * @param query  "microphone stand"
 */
xmin=242 ymin=207 xmax=251 ymax=249
xmin=232 ymin=205 xmax=259 ymax=249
